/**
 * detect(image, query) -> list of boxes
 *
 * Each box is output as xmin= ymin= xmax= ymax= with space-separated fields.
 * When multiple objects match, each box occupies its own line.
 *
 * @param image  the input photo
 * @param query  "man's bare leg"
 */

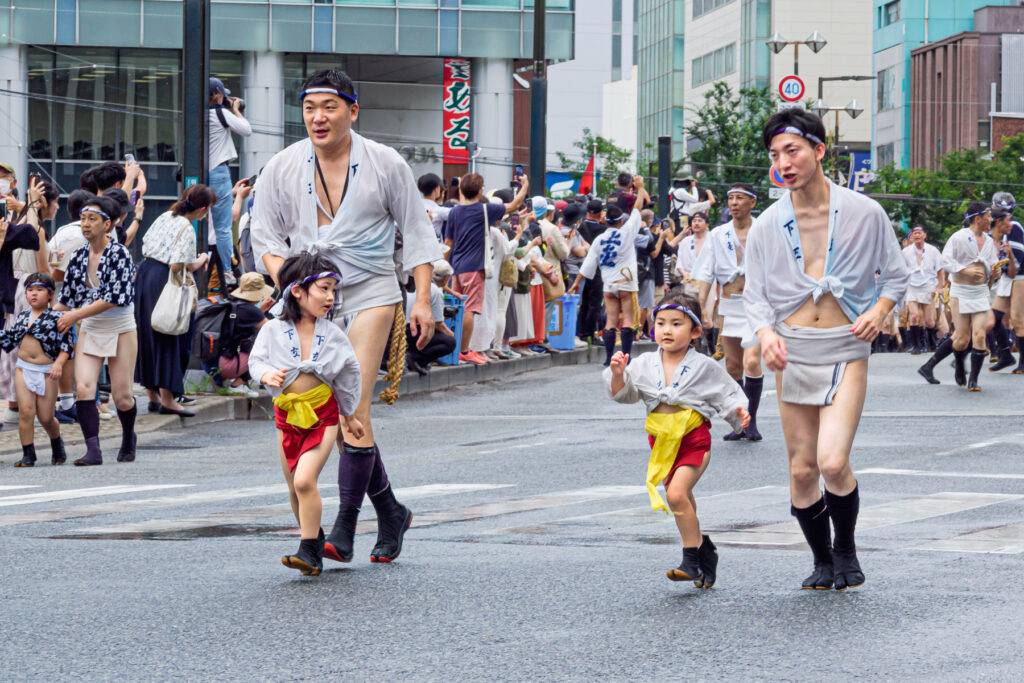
xmin=601 ymin=293 xmax=620 ymax=365
xmin=722 ymin=337 xmax=765 ymax=441
xmin=990 ymin=296 xmax=1016 ymax=371
xmin=1011 ymin=280 xmax=1024 ymax=373
xmin=324 ymin=304 xmax=412 ymax=564
xmin=777 ymin=360 xmax=867 ymax=590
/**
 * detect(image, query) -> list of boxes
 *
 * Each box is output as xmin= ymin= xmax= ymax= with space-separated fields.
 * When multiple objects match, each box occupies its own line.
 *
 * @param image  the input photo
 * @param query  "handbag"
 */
xmin=541 ymin=265 xmax=566 ymax=302
xmin=499 ymin=258 xmax=518 ymax=287
xmin=151 ymin=222 xmax=198 ymax=335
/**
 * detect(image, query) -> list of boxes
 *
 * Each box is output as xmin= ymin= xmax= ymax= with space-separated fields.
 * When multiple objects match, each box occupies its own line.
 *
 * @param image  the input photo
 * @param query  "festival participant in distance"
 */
xmin=989 ymin=192 xmax=1024 ymax=373
xmin=901 ymin=226 xmax=944 ymax=354
xmin=918 ymin=203 xmax=1002 ymax=390
xmin=604 ymin=290 xmax=748 ymax=587
xmin=692 ymin=183 xmax=765 ymax=441
xmin=250 ymin=252 xmax=363 ymax=577
xmin=250 ymin=69 xmax=442 ymax=565
xmin=744 ymin=109 xmax=909 ymax=591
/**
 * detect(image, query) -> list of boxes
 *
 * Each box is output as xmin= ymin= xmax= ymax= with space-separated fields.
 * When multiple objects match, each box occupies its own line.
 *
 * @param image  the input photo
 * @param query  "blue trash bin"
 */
xmin=548 ymin=294 xmax=580 ymax=351
xmin=439 ymin=294 xmax=464 ymax=365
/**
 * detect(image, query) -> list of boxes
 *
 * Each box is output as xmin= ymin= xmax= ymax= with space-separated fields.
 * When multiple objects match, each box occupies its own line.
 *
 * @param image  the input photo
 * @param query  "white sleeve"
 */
xmin=941 ymin=235 xmax=964 ymax=275
xmin=621 ymin=209 xmax=643 ymax=245
xmin=383 ymin=150 xmax=443 ymax=272
xmin=743 ymin=220 xmax=774 ymax=335
xmin=579 ymin=242 xmax=599 ymax=279
xmin=875 ymin=211 xmax=910 ymax=304
xmin=220 ymin=108 xmax=252 ymax=137
xmin=249 ymin=166 xmax=291 ymax=276
xmin=691 ymin=237 xmax=715 ymax=284
xmin=603 ymin=365 xmax=640 ymax=404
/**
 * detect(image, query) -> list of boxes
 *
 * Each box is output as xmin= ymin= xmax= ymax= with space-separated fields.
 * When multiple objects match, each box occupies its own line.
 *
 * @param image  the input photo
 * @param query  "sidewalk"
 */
xmin=0 ymin=342 xmax=654 ymax=455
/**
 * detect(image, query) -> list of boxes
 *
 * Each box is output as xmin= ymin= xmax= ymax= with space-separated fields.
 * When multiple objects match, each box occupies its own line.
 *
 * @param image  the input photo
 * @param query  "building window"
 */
xmin=876 ymin=143 xmax=894 ymax=168
xmin=693 ymin=0 xmax=734 ymax=20
xmin=877 ymin=66 xmax=897 ymax=111
xmin=692 ymin=43 xmax=736 ymax=87
xmin=883 ymin=1 xmax=900 ymax=26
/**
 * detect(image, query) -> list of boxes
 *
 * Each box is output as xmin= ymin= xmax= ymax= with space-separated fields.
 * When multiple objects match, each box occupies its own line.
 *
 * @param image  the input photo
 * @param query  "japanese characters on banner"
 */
xmin=443 ymin=58 xmax=471 ymax=164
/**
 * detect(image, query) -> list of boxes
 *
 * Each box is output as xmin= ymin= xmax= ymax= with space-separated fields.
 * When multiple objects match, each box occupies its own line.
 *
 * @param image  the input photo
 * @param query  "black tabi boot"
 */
xmin=74 ymin=437 xmax=103 ymax=466
xmin=323 ymin=503 xmax=360 ymax=563
xmin=825 ymin=486 xmax=865 ymax=591
xmin=723 ymin=378 xmax=746 ymax=441
xmin=620 ymin=327 xmax=635 ymax=361
xmin=116 ymin=401 xmax=137 ymax=462
xmin=897 ymin=327 xmax=909 ymax=352
xmin=909 ymin=325 xmax=923 ymax=354
xmin=601 ymin=329 xmax=617 ymax=366
xmin=952 ymin=348 xmax=968 ymax=387
xmin=991 ymin=346 xmax=1016 ymax=372
xmin=792 ymin=497 xmax=834 ymax=590
xmin=986 ymin=331 xmax=998 ymax=362
xmin=925 ymin=327 xmax=937 ymax=351
xmin=743 ymin=375 xmax=763 ymax=441
xmin=14 ymin=444 xmax=36 ymax=468
xmin=1015 ymin=352 xmax=1024 ymax=375
xmin=368 ymin=485 xmax=413 ymax=563
xmin=918 ymin=336 xmax=954 ymax=384
xmin=991 ymin=312 xmax=1015 ymax=371
xmin=667 ymin=545 xmax=703 ymax=583
xmin=874 ymin=333 xmax=890 ymax=354
xmin=968 ymin=349 xmax=986 ymax=392
xmin=73 ymin=400 xmax=102 ymax=466
xmin=695 ymin=535 xmax=718 ymax=588
xmin=281 ymin=534 xmax=323 ymax=576
xmin=50 ymin=437 xmax=66 ymax=466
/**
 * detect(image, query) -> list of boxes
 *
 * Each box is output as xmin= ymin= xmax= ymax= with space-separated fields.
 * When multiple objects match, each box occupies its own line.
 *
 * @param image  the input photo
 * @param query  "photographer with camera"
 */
xmin=208 ymin=77 xmax=251 ymax=288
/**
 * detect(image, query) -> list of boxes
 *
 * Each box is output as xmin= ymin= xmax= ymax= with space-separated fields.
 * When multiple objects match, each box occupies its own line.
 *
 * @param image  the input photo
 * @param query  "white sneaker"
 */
xmin=505 ymin=349 xmax=522 ymax=359
xmin=574 ymin=338 xmax=588 ymax=349
xmin=98 ymin=405 xmax=114 ymax=420
xmin=224 ymin=272 xmax=238 ymax=286
xmin=225 ymin=384 xmax=259 ymax=398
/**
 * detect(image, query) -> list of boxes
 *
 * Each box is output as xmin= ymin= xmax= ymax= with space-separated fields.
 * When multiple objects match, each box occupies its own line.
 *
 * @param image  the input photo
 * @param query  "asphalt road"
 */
xmin=2 ymin=353 xmax=1023 ymax=681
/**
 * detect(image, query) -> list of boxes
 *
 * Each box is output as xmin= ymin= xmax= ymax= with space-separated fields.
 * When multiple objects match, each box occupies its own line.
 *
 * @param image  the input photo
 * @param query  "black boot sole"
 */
xmin=666 ymin=568 xmax=703 ymax=582
xmin=73 ymin=459 xmax=102 ymax=466
xmin=13 ymin=461 xmax=35 ymax=467
xmin=370 ymin=509 xmax=413 ymax=563
xmin=281 ymin=556 xmax=322 ymax=576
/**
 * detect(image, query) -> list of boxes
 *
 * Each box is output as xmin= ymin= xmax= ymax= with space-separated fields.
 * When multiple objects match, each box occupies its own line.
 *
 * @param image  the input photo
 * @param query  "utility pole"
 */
xmin=657 ymin=136 xmax=670 ymax=217
xmin=182 ymin=0 xmax=210 ymax=271
xmin=529 ymin=0 xmax=547 ymax=196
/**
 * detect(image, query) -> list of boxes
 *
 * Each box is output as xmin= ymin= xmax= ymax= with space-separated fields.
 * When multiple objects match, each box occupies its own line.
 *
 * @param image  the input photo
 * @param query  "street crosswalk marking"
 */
xmin=0 ymin=485 xmax=39 ymax=492
xmin=0 ymin=485 xmax=192 ymax=508
xmin=932 ymin=433 xmax=1024 ymax=457
xmin=859 ymin=467 xmax=1024 ymax=481
xmin=914 ymin=522 xmax=1024 ymax=554
xmin=72 ymin=484 xmax=512 ymax=536
xmin=708 ymin=492 xmax=1022 ymax=547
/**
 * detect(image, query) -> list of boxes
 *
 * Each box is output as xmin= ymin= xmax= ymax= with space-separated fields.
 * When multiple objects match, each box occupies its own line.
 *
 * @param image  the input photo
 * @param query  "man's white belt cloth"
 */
xmin=949 ymin=282 xmax=991 ymax=314
xmin=81 ymin=314 xmax=136 ymax=358
xmin=776 ymin=323 xmax=870 ymax=406
xmin=16 ymin=358 xmax=51 ymax=397
xmin=904 ymin=284 xmax=934 ymax=305
xmin=718 ymin=295 xmax=751 ymax=339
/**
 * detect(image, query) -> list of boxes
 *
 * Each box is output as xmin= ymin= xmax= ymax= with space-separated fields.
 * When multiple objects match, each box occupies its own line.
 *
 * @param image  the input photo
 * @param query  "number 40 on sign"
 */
xmin=778 ymin=75 xmax=805 ymax=103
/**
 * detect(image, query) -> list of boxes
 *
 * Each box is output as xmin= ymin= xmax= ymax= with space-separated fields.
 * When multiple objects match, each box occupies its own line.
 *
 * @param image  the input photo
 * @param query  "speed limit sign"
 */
xmin=778 ymin=75 xmax=805 ymax=103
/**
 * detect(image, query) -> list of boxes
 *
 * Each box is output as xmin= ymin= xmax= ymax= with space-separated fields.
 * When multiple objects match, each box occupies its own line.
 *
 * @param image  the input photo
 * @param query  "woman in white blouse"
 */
xmin=134 ymin=185 xmax=214 ymax=416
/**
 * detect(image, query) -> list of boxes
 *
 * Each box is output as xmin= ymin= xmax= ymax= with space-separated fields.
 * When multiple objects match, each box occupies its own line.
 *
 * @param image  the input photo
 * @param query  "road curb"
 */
xmin=0 ymin=342 xmax=655 ymax=455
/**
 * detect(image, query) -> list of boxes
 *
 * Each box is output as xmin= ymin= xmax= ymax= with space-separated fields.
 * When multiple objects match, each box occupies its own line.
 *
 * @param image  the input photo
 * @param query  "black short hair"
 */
xmin=79 ymin=168 xmax=98 ymax=193
xmin=66 ymin=189 xmax=94 ymax=220
xmin=762 ymin=108 xmax=827 ymax=151
xmin=91 ymin=161 xmax=127 ymax=192
xmin=728 ymin=182 xmax=757 ymax=197
xmin=492 ymin=188 xmax=515 ymax=204
xmin=104 ymin=188 xmax=131 ymax=218
xmin=586 ymin=198 xmax=604 ymax=215
xmin=301 ymin=69 xmax=357 ymax=102
xmin=417 ymin=173 xmax=442 ymax=197
xmin=277 ymin=251 xmax=340 ymax=323
xmin=23 ymin=271 xmax=56 ymax=295
xmin=964 ymin=201 xmax=991 ymax=227
xmin=617 ymin=172 xmax=633 ymax=188
xmin=81 ymin=195 xmax=121 ymax=229
xmin=657 ymin=289 xmax=703 ymax=330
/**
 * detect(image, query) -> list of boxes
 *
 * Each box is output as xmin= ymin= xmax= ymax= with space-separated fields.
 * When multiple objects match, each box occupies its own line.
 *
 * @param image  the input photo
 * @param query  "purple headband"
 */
xmin=25 ymin=281 xmax=53 ymax=291
xmin=284 ymin=271 xmax=340 ymax=301
xmin=81 ymin=206 xmax=111 ymax=221
xmin=300 ymin=87 xmax=358 ymax=105
xmin=772 ymin=125 xmax=824 ymax=146
xmin=964 ymin=208 xmax=990 ymax=220
xmin=652 ymin=302 xmax=702 ymax=329
xmin=727 ymin=188 xmax=758 ymax=199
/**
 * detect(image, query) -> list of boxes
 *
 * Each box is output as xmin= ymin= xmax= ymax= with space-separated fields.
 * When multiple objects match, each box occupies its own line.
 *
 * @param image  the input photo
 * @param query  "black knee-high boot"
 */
xmin=74 ymin=400 xmax=102 ymax=466
xmin=825 ymin=486 xmax=864 ymax=591
xmin=116 ymin=400 xmax=137 ymax=462
xmin=918 ymin=335 xmax=954 ymax=384
xmin=986 ymin=331 xmax=998 ymax=360
xmin=742 ymin=375 xmax=763 ymax=441
xmin=953 ymin=347 xmax=968 ymax=386
xmin=620 ymin=327 xmax=635 ymax=361
xmin=991 ymin=311 xmax=1016 ymax=371
xmin=968 ymin=348 xmax=986 ymax=391
xmin=602 ymin=328 xmax=617 ymax=366
xmin=909 ymin=325 xmax=923 ymax=353
xmin=368 ymin=482 xmax=412 ymax=563
xmin=792 ymin=496 xmax=834 ymax=589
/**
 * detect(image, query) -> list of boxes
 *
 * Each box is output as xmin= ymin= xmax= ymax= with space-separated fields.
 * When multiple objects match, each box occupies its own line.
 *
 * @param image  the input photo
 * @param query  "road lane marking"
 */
xmin=859 ymin=467 xmax=1024 ymax=481
xmin=914 ymin=522 xmax=1024 ymax=554
xmin=710 ymin=492 xmax=1022 ymax=547
xmin=70 ymin=484 xmax=512 ymax=536
xmin=0 ymin=485 xmax=191 ymax=508
xmin=932 ymin=433 xmax=1024 ymax=456
xmin=0 ymin=485 xmax=40 ymax=492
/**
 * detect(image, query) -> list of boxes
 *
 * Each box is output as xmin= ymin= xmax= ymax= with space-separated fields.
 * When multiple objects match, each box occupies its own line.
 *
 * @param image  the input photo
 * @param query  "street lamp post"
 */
xmin=817 ymin=74 xmax=876 ymax=102
xmin=766 ymin=31 xmax=827 ymax=76
xmin=809 ymin=99 xmax=864 ymax=182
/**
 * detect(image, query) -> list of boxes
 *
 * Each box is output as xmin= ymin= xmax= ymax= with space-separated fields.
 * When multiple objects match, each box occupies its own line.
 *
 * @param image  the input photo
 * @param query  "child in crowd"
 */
xmin=604 ymin=290 xmax=748 ymax=587
xmin=249 ymin=252 xmax=363 ymax=577
xmin=0 ymin=272 xmax=74 ymax=466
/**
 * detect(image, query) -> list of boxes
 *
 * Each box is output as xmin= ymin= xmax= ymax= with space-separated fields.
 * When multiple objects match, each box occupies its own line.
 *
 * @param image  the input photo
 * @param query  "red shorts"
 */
xmin=274 ymin=393 xmax=340 ymax=472
xmin=648 ymin=420 xmax=711 ymax=486
xmin=452 ymin=270 xmax=485 ymax=314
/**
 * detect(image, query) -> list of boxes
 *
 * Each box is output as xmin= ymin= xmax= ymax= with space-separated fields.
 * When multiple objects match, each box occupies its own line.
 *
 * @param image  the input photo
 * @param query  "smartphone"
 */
xmin=246 ymin=174 xmax=257 ymax=187
xmin=450 ymin=177 xmax=459 ymax=187
xmin=0 ymin=199 xmax=7 ymax=221
xmin=509 ymin=213 xmax=519 ymax=227
xmin=130 ymin=190 xmax=139 ymax=204
xmin=29 ymin=173 xmax=39 ymax=187
xmin=514 ymin=164 xmax=523 ymax=178
xmin=124 ymin=153 xmax=135 ymax=165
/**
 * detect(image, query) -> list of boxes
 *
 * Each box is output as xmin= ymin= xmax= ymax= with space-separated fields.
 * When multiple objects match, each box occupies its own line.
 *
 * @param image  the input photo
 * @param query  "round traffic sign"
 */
xmin=770 ymin=166 xmax=787 ymax=188
xmin=778 ymin=75 xmax=805 ymax=103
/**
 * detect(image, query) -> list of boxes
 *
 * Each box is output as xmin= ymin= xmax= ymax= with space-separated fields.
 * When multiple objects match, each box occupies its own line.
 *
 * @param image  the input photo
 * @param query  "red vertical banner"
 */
xmin=443 ymin=58 xmax=471 ymax=164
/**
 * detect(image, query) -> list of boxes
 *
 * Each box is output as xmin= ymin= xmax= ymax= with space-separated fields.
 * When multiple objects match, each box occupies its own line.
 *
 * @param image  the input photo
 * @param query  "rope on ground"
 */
xmin=379 ymin=304 xmax=407 ymax=405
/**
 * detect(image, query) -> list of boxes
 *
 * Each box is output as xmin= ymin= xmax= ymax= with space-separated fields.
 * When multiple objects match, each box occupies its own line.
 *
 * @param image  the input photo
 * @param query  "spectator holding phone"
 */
xmin=208 ymin=77 xmax=252 ymax=288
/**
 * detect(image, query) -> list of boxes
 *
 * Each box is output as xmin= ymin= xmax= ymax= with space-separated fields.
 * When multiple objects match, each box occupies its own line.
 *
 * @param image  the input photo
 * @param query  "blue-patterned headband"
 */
xmin=772 ymin=126 xmax=824 ymax=146
xmin=652 ymin=303 xmax=702 ymax=329
xmin=81 ymin=206 xmax=110 ymax=220
xmin=284 ymin=271 xmax=340 ymax=301
xmin=965 ymin=208 xmax=991 ymax=220
xmin=727 ymin=188 xmax=758 ymax=199
xmin=300 ymin=87 xmax=358 ymax=105
xmin=26 ymin=281 xmax=53 ymax=291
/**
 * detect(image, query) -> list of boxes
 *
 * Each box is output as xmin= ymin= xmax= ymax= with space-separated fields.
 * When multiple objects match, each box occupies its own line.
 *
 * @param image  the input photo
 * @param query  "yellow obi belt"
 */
xmin=273 ymin=383 xmax=334 ymax=429
xmin=643 ymin=408 xmax=705 ymax=514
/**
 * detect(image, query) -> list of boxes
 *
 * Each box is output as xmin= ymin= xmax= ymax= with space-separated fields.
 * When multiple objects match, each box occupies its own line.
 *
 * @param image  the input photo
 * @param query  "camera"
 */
xmin=231 ymin=97 xmax=246 ymax=114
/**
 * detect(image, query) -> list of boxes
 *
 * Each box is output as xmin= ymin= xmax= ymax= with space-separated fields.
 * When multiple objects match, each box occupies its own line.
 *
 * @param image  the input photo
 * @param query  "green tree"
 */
xmin=684 ymin=82 xmax=778 ymax=200
xmin=555 ymin=127 xmax=635 ymax=198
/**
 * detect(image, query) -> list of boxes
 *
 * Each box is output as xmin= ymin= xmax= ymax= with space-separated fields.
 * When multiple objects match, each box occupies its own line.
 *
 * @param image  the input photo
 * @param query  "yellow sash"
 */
xmin=273 ymin=383 xmax=333 ymax=429
xmin=643 ymin=409 xmax=705 ymax=514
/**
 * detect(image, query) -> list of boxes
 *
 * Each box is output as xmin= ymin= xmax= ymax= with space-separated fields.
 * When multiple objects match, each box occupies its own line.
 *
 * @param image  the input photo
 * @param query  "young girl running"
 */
xmin=249 ymin=252 xmax=363 ymax=577
xmin=605 ymin=291 xmax=749 ymax=587
xmin=0 ymin=272 xmax=74 ymax=466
